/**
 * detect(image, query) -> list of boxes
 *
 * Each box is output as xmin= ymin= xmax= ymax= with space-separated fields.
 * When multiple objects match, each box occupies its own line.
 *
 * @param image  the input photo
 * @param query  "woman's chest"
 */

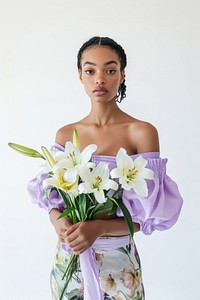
xmin=78 ymin=126 xmax=137 ymax=156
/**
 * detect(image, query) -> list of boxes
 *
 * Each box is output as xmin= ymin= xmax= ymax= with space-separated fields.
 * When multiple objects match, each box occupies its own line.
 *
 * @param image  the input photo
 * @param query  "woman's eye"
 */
xmin=85 ymin=70 xmax=94 ymax=75
xmin=106 ymin=69 xmax=116 ymax=74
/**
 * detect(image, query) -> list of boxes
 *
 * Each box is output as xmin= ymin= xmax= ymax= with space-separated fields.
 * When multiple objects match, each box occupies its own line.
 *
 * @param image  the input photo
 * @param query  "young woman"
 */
xmin=28 ymin=36 xmax=183 ymax=300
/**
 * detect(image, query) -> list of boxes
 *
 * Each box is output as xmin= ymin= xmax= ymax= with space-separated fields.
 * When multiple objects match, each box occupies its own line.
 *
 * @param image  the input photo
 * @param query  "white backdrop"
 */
xmin=1 ymin=0 xmax=200 ymax=299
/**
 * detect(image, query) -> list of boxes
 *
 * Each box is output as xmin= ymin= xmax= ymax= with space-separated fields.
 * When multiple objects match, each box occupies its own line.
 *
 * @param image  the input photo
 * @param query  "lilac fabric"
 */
xmin=27 ymin=143 xmax=183 ymax=234
xmin=62 ymin=236 xmax=130 ymax=300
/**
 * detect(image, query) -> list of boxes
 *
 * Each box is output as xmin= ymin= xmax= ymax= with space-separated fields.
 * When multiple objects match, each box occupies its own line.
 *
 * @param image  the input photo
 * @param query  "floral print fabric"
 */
xmin=50 ymin=238 xmax=145 ymax=300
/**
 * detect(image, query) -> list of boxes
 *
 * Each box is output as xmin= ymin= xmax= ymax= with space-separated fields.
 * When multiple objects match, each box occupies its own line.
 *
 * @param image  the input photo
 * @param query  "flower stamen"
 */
xmin=126 ymin=168 xmax=138 ymax=182
xmin=68 ymin=151 xmax=77 ymax=165
xmin=93 ymin=176 xmax=102 ymax=190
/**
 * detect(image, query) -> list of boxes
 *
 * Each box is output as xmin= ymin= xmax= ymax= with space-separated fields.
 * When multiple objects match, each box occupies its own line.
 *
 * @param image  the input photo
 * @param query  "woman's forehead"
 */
xmin=81 ymin=46 xmax=120 ymax=65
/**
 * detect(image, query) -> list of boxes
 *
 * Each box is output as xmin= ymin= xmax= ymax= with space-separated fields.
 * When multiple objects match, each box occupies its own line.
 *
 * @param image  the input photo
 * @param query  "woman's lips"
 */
xmin=93 ymin=88 xmax=108 ymax=96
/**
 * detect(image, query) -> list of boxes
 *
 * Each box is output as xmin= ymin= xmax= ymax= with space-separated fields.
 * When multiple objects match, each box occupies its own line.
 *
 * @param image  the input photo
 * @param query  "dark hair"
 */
xmin=77 ymin=36 xmax=127 ymax=103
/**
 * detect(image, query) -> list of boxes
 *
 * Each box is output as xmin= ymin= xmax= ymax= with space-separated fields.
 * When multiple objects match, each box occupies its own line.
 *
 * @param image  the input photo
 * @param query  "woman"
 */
xmin=28 ymin=36 xmax=183 ymax=300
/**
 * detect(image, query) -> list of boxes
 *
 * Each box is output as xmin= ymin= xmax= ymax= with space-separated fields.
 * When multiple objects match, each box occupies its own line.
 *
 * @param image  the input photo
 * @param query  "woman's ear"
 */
xmin=79 ymin=69 xmax=83 ymax=83
xmin=120 ymin=70 xmax=125 ymax=84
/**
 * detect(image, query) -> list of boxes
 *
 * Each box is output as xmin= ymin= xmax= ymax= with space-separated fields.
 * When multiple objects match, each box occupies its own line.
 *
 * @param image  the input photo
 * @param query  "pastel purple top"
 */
xmin=27 ymin=143 xmax=183 ymax=235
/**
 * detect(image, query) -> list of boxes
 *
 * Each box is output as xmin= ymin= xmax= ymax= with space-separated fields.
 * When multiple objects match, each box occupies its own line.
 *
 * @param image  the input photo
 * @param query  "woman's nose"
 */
xmin=95 ymin=73 xmax=106 ymax=85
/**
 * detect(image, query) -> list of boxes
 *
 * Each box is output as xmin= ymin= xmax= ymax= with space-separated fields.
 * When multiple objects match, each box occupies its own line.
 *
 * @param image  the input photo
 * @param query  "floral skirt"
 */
xmin=50 ymin=237 xmax=145 ymax=300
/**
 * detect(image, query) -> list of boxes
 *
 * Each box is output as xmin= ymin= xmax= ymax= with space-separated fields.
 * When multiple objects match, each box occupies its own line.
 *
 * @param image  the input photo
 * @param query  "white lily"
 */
xmin=53 ymin=142 xmax=97 ymax=181
xmin=110 ymin=148 xmax=154 ymax=197
xmin=43 ymin=168 xmax=79 ymax=197
xmin=78 ymin=162 xmax=118 ymax=203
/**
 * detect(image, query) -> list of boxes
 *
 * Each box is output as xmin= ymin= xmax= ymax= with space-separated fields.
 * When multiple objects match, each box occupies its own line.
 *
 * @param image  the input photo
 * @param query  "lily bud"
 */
xmin=41 ymin=146 xmax=56 ymax=168
xmin=8 ymin=143 xmax=44 ymax=159
xmin=72 ymin=129 xmax=80 ymax=150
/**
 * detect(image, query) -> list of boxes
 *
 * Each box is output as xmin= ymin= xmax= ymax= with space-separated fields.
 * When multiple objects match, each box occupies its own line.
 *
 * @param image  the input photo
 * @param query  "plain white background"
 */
xmin=1 ymin=0 xmax=200 ymax=299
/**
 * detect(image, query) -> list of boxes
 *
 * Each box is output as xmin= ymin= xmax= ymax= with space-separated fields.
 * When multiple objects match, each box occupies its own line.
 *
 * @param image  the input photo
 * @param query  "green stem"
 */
xmin=59 ymin=254 xmax=78 ymax=300
xmin=61 ymin=254 xmax=75 ymax=280
xmin=109 ymin=184 xmax=122 ymax=199
xmin=119 ymin=290 xmax=129 ymax=300
xmin=109 ymin=196 xmax=134 ymax=238
xmin=68 ymin=195 xmax=77 ymax=224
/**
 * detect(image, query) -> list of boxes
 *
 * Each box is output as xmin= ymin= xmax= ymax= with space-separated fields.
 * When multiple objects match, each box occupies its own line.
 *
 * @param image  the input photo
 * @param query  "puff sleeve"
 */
xmin=116 ymin=152 xmax=183 ymax=235
xmin=27 ymin=144 xmax=66 ymax=213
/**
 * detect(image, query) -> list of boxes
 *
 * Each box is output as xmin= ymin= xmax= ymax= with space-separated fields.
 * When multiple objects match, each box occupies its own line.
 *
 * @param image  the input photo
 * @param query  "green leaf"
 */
xmin=58 ymin=189 xmax=69 ymax=207
xmin=71 ymin=196 xmax=79 ymax=210
xmin=75 ymin=209 xmax=81 ymax=220
xmin=108 ymin=198 xmax=118 ymax=215
xmin=89 ymin=199 xmax=114 ymax=219
xmin=78 ymin=194 xmax=87 ymax=221
xmin=86 ymin=205 xmax=96 ymax=214
xmin=8 ymin=143 xmax=45 ymax=159
xmin=50 ymin=187 xmax=58 ymax=193
xmin=57 ymin=207 xmax=74 ymax=219
xmin=86 ymin=193 xmax=95 ymax=204
xmin=71 ymin=210 xmax=78 ymax=224
xmin=110 ymin=197 xmax=134 ymax=238
xmin=81 ymin=194 xmax=87 ymax=215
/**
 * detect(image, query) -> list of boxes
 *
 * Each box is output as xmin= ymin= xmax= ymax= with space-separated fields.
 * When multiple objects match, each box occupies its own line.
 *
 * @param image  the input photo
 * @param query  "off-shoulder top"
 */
xmin=27 ymin=143 xmax=183 ymax=235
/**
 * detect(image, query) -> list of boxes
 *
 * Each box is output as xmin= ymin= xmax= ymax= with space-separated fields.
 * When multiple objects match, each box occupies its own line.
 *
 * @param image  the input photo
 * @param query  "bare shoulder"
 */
xmin=132 ymin=119 xmax=158 ymax=139
xmin=55 ymin=122 xmax=79 ymax=146
xmin=129 ymin=119 xmax=160 ymax=153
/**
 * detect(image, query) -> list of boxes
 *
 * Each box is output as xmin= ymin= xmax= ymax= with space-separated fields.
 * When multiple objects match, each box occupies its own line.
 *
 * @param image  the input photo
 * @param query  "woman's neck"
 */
xmin=86 ymin=100 xmax=123 ymax=126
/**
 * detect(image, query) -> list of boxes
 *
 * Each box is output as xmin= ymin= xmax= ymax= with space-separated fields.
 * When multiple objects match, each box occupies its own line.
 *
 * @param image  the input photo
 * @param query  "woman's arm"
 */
xmin=49 ymin=208 xmax=72 ymax=242
xmin=95 ymin=218 xmax=140 ymax=236
xmin=64 ymin=218 xmax=140 ymax=255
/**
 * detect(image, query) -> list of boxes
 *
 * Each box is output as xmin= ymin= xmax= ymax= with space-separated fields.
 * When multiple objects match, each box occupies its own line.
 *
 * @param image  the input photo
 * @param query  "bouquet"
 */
xmin=8 ymin=129 xmax=154 ymax=299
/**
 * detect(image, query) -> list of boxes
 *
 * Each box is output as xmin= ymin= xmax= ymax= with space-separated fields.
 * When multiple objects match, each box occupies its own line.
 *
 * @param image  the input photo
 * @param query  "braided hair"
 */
xmin=77 ymin=36 xmax=127 ymax=103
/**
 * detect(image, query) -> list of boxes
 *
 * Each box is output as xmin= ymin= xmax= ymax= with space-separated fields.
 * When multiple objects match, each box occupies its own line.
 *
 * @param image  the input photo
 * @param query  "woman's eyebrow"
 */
xmin=83 ymin=60 xmax=118 ymax=67
xmin=104 ymin=60 xmax=118 ymax=66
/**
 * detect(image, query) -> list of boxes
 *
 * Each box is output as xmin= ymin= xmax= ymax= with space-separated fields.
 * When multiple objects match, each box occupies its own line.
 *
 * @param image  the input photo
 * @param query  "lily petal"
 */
xmin=119 ymin=177 xmax=132 ymax=190
xmin=139 ymin=168 xmax=154 ymax=180
xmin=105 ymin=179 xmax=118 ymax=191
xmin=76 ymin=165 xmax=92 ymax=183
xmin=115 ymin=148 xmax=124 ymax=170
xmin=132 ymin=179 xmax=148 ymax=197
xmin=64 ymin=142 xmax=81 ymax=164
xmin=78 ymin=182 xmax=93 ymax=194
xmin=53 ymin=159 xmax=74 ymax=171
xmin=134 ymin=155 xmax=148 ymax=170
xmin=116 ymin=148 xmax=132 ymax=171
xmin=110 ymin=167 xmax=122 ymax=179
xmin=63 ymin=169 xmax=78 ymax=183
xmin=81 ymin=144 xmax=97 ymax=164
xmin=54 ymin=151 xmax=66 ymax=161
xmin=94 ymin=189 xmax=106 ymax=203
xmin=43 ymin=177 xmax=58 ymax=188
xmin=86 ymin=162 xmax=96 ymax=169
xmin=93 ymin=162 xmax=109 ymax=183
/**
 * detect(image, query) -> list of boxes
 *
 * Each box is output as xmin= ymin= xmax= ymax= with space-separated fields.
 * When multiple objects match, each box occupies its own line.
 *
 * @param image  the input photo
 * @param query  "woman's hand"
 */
xmin=64 ymin=220 xmax=102 ymax=255
xmin=49 ymin=208 xmax=72 ymax=242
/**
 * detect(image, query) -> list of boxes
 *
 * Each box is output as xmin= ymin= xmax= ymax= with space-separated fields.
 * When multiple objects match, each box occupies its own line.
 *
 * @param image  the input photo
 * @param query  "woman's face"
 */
xmin=79 ymin=46 xmax=125 ymax=103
